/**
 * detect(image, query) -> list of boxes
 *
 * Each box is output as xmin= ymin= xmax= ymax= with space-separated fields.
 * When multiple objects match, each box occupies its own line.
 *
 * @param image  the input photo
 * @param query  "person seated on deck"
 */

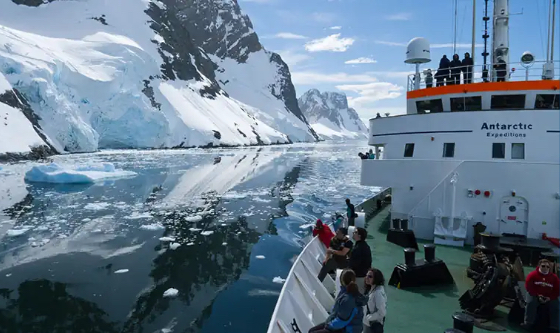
xmin=332 ymin=213 xmax=345 ymax=231
xmin=363 ymin=268 xmax=387 ymax=333
xmin=313 ymin=219 xmax=335 ymax=249
xmin=309 ymin=269 xmax=367 ymax=333
xmin=318 ymin=228 xmax=353 ymax=282
xmin=521 ymin=259 xmax=560 ymax=331
xmin=349 ymin=227 xmax=372 ymax=294
xmin=368 ymin=149 xmax=375 ymax=159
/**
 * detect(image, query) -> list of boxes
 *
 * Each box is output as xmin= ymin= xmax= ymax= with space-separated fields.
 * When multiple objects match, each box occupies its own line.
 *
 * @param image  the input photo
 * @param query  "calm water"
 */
xmin=0 ymin=142 xmax=379 ymax=333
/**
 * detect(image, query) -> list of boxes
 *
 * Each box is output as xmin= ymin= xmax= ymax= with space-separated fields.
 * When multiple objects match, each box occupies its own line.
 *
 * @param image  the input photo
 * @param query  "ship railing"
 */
xmin=407 ymin=60 xmax=560 ymax=92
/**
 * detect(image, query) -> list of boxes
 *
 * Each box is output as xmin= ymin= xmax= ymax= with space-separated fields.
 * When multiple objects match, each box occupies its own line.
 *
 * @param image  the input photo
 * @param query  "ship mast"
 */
xmin=481 ymin=0 xmax=490 ymax=82
xmin=492 ymin=0 xmax=510 ymax=81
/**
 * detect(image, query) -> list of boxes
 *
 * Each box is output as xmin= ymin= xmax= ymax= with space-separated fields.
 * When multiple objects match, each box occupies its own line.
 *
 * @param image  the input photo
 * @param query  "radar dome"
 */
xmin=405 ymin=37 xmax=431 ymax=64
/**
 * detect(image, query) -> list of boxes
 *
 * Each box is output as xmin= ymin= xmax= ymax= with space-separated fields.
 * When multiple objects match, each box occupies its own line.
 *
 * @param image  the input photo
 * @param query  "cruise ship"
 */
xmin=268 ymin=0 xmax=559 ymax=332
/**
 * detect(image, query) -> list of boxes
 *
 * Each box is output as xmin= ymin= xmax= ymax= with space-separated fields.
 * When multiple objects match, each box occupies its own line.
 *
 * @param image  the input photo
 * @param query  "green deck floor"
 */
xmin=365 ymin=204 xmax=525 ymax=333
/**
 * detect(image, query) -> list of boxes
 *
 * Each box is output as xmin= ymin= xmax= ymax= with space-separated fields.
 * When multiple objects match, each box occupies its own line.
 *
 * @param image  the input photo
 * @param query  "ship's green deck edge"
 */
xmin=365 ymin=204 xmax=526 ymax=333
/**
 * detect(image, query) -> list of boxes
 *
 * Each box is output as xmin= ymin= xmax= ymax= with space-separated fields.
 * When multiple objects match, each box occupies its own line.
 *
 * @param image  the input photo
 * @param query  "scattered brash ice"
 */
xmin=272 ymin=277 xmax=286 ymax=284
xmin=163 ymin=288 xmax=179 ymax=298
xmin=114 ymin=269 xmax=129 ymax=274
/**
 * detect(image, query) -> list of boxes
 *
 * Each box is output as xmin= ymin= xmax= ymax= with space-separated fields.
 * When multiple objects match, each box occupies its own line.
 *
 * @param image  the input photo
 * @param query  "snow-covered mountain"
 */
xmin=298 ymin=89 xmax=368 ymax=140
xmin=0 ymin=0 xmax=317 ymax=159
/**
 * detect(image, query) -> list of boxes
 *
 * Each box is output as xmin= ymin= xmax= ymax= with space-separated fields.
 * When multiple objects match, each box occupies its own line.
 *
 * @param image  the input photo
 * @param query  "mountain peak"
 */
xmin=298 ymin=89 xmax=368 ymax=140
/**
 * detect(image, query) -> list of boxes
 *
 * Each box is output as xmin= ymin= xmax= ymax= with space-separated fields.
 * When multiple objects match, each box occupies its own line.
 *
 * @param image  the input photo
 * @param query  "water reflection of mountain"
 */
xmin=0 ymin=279 xmax=119 ymax=333
xmin=122 ymin=160 xmax=304 ymax=333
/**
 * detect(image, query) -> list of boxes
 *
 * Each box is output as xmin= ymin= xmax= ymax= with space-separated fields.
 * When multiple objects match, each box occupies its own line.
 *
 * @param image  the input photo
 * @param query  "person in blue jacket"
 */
xmin=309 ymin=269 xmax=367 ymax=333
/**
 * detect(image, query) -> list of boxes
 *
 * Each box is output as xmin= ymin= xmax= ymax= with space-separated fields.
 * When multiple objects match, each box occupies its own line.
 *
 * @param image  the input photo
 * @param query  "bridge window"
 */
xmin=535 ymin=94 xmax=559 ymax=109
xmin=511 ymin=143 xmax=525 ymax=159
xmin=491 ymin=94 xmax=526 ymax=110
xmin=443 ymin=143 xmax=455 ymax=157
xmin=450 ymin=96 xmax=482 ymax=111
xmin=404 ymin=143 xmax=415 ymax=157
xmin=492 ymin=143 xmax=505 ymax=159
xmin=416 ymin=99 xmax=443 ymax=114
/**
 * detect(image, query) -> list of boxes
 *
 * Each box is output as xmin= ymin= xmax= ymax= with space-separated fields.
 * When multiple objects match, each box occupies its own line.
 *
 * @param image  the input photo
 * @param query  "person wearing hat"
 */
xmin=313 ymin=219 xmax=335 ymax=249
xmin=317 ymin=227 xmax=353 ymax=282
xmin=493 ymin=57 xmax=507 ymax=82
xmin=461 ymin=52 xmax=474 ymax=84
xmin=522 ymin=258 xmax=560 ymax=331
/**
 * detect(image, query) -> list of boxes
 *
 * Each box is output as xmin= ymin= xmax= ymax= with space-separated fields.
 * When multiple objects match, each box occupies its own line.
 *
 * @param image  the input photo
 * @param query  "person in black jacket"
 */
xmin=349 ymin=227 xmax=372 ymax=294
xmin=494 ymin=57 xmax=507 ymax=82
xmin=318 ymin=228 xmax=353 ymax=282
xmin=435 ymin=55 xmax=450 ymax=87
xmin=449 ymin=54 xmax=462 ymax=85
xmin=461 ymin=52 xmax=474 ymax=84
xmin=346 ymin=198 xmax=356 ymax=227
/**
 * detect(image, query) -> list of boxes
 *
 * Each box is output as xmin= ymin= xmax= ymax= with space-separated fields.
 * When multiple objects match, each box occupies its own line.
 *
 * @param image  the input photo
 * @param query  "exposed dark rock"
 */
xmin=11 ymin=0 xmax=55 ymax=7
xmin=212 ymin=130 xmax=221 ymax=139
xmin=141 ymin=80 xmax=162 ymax=110
xmin=0 ymin=88 xmax=57 ymax=160
xmin=91 ymin=15 xmax=108 ymax=25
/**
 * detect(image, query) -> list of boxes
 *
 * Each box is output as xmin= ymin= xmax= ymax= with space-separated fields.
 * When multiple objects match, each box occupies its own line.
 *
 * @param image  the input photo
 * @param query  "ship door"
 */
xmin=499 ymin=196 xmax=528 ymax=236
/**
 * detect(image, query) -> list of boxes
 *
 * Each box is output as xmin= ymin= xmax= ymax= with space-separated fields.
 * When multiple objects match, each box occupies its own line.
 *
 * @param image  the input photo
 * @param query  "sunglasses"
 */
xmin=366 ymin=274 xmax=374 ymax=278
xmin=541 ymin=265 xmax=550 ymax=269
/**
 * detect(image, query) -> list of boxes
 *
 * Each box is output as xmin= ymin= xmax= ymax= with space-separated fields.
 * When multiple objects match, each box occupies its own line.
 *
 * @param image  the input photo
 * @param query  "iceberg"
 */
xmin=24 ymin=162 xmax=136 ymax=184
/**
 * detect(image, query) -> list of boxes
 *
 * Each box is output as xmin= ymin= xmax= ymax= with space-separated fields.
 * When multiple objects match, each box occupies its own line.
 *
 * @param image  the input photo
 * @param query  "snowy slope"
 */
xmin=0 ymin=0 xmax=315 ymax=154
xmin=0 ymin=72 xmax=52 ymax=157
xmin=173 ymin=0 xmax=318 ymax=142
xmin=298 ymin=89 xmax=368 ymax=140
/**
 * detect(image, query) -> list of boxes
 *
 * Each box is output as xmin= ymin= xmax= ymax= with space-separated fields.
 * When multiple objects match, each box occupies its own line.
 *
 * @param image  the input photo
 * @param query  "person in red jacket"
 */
xmin=522 ymin=259 xmax=560 ymax=330
xmin=313 ymin=219 xmax=335 ymax=249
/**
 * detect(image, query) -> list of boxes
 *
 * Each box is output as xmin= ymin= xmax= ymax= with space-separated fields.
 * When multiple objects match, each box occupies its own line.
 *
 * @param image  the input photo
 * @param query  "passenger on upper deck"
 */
xmin=494 ymin=57 xmax=507 ymax=82
xmin=435 ymin=55 xmax=450 ymax=87
xmin=461 ymin=52 xmax=474 ymax=84
xmin=424 ymin=68 xmax=433 ymax=88
xmin=317 ymin=227 xmax=353 ymax=282
xmin=449 ymin=54 xmax=462 ymax=85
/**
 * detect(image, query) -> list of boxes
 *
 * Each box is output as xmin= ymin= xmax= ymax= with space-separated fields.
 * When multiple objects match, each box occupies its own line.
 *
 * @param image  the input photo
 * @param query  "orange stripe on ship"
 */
xmin=407 ymin=80 xmax=560 ymax=99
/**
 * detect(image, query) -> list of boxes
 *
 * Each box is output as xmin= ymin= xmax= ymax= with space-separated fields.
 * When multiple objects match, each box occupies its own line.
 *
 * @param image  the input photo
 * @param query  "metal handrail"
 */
xmin=407 ymin=60 xmax=560 ymax=91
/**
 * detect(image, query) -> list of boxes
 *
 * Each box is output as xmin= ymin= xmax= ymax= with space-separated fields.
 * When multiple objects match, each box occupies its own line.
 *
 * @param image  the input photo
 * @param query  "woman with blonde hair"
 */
xmin=363 ymin=268 xmax=387 ymax=333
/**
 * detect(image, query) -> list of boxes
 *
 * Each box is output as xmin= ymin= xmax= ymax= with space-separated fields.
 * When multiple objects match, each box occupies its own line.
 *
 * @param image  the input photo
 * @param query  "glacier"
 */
xmin=298 ymin=89 xmax=368 ymax=140
xmin=0 ymin=0 xmax=317 ymax=158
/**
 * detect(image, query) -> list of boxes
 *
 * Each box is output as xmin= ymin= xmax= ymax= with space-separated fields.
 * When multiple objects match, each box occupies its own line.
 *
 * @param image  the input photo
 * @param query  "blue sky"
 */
xmin=239 ymin=0 xmax=559 ymax=123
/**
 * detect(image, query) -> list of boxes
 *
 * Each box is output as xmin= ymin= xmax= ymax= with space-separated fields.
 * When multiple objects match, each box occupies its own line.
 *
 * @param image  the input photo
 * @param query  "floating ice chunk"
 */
xmin=185 ymin=215 xmax=203 ymax=222
xmin=114 ymin=269 xmax=129 ymax=274
xmin=222 ymin=242 xmax=227 ymax=245
xmin=24 ymin=163 xmax=136 ymax=184
xmin=272 ymin=277 xmax=286 ymax=284
xmin=159 ymin=236 xmax=175 ymax=242
xmin=124 ymin=212 xmax=153 ymax=220
xmin=40 ymin=239 xmax=50 ymax=246
xmin=189 ymin=228 xmax=201 ymax=232
xmin=6 ymin=227 xmax=30 ymax=237
xmin=6 ymin=273 xmax=12 ymax=277
xmin=84 ymin=202 xmax=110 ymax=210
xmin=186 ymin=242 xmax=194 ymax=246
xmin=140 ymin=223 xmax=164 ymax=230
xmin=169 ymin=243 xmax=180 ymax=250
xmin=200 ymin=231 xmax=214 ymax=236
xmin=255 ymin=255 xmax=265 ymax=259
xmin=163 ymin=288 xmax=179 ymax=298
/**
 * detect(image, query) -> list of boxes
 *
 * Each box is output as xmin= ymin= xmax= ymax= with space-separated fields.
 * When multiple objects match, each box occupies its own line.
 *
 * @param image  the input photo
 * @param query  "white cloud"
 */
xmin=291 ymin=71 xmax=379 ymax=85
xmin=305 ymin=34 xmax=355 ymax=52
xmin=311 ymin=12 xmax=337 ymax=23
xmin=276 ymin=50 xmax=312 ymax=68
xmin=265 ymin=32 xmax=307 ymax=39
xmin=338 ymin=82 xmax=404 ymax=106
xmin=330 ymin=26 xmax=342 ymax=30
xmin=345 ymin=57 xmax=377 ymax=64
xmin=385 ymin=12 xmax=412 ymax=21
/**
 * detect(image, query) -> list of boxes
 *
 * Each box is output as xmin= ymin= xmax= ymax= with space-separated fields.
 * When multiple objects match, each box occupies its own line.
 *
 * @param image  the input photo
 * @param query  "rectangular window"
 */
xmin=404 ymin=143 xmax=415 ymax=157
xmin=491 ymin=94 xmax=526 ymax=110
xmin=416 ymin=99 xmax=444 ymax=114
xmin=442 ymin=143 xmax=455 ymax=157
xmin=535 ymin=94 xmax=559 ymax=109
xmin=450 ymin=96 xmax=482 ymax=112
xmin=492 ymin=143 xmax=505 ymax=159
xmin=511 ymin=143 xmax=525 ymax=159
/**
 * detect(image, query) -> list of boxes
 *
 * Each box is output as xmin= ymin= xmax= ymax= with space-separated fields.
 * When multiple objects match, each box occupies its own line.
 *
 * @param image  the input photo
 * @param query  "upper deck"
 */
xmin=404 ymin=60 xmax=560 ymax=114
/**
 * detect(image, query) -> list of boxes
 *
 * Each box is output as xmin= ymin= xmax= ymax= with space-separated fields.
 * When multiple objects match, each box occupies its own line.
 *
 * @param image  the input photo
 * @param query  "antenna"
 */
xmin=481 ymin=0 xmax=490 ymax=82
xmin=543 ymin=0 xmax=556 ymax=79
xmin=471 ymin=0 xmax=476 ymax=65
xmin=453 ymin=0 xmax=458 ymax=54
